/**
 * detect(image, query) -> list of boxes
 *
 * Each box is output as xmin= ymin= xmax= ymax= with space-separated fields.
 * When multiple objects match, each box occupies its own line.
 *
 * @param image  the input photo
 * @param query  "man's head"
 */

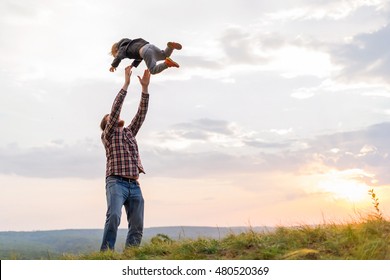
xmin=100 ymin=114 xmax=125 ymax=131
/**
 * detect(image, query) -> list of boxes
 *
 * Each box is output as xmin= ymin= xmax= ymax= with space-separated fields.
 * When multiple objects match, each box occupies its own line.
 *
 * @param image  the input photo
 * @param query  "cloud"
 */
xmin=300 ymin=122 xmax=390 ymax=184
xmin=218 ymin=27 xmax=270 ymax=65
xmin=176 ymin=27 xmax=274 ymax=74
xmin=142 ymin=144 xmax=309 ymax=179
xmin=331 ymin=24 xmax=390 ymax=84
xmin=0 ymin=0 xmax=52 ymax=24
xmin=143 ymin=149 xmax=258 ymax=178
xmin=150 ymin=118 xmax=244 ymax=150
xmin=144 ymin=121 xmax=390 ymax=185
xmin=173 ymin=118 xmax=235 ymax=137
xmin=265 ymin=0 xmax=387 ymax=21
xmin=2 ymin=0 xmax=390 ymax=185
xmin=177 ymin=55 xmax=222 ymax=70
xmin=0 ymin=139 xmax=105 ymax=179
xmin=143 ymin=118 xmax=307 ymax=177
xmin=2 ymin=118 xmax=390 ymax=189
xmin=234 ymin=0 xmax=390 ymax=83
xmin=291 ymin=78 xmax=390 ymax=99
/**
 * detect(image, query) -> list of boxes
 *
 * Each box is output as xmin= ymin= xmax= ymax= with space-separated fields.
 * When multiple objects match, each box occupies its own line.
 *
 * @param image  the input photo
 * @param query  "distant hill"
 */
xmin=0 ymin=226 xmax=271 ymax=259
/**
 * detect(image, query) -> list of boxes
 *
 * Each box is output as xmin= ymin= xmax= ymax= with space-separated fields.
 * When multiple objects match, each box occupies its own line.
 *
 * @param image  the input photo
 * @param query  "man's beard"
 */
xmin=118 ymin=120 xmax=125 ymax=127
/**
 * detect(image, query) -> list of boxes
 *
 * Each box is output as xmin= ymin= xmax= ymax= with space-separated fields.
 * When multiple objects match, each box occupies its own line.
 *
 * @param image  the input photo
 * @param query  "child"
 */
xmin=110 ymin=38 xmax=182 ymax=75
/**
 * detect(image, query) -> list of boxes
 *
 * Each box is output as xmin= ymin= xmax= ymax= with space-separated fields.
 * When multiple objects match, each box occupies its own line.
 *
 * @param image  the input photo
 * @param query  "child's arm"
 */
xmin=131 ymin=59 xmax=143 ymax=68
xmin=110 ymin=47 xmax=126 ymax=71
xmin=111 ymin=56 xmax=122 ymax=71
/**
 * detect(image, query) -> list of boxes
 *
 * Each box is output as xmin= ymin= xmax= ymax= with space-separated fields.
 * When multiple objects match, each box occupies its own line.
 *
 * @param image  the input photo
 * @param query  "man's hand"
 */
xmin=137 ymin=69 xmax=151 ymax=93
xmin=109 ymin=66 xmax=116 ymax=72
xmin=122 ymin=66 xmax=132 ymax=91
xmin=124 ymin=65 xmax=132 ymax=84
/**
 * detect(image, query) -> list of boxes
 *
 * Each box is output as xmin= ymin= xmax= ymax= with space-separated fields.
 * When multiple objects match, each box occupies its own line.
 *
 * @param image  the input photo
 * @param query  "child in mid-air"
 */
xmin=110 ymin=38 xmax=182 ymax=74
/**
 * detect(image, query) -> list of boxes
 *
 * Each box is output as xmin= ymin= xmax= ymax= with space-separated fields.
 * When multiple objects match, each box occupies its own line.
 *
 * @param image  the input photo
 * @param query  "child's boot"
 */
xmin=167 ymin=42 xmax=182 ymax=50
xmin=165 ymin=57 xmax=180 ymax=68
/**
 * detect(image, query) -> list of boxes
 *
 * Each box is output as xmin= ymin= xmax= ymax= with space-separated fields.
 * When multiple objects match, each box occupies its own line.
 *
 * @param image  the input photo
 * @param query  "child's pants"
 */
xmin=140 ymin=44 xmax=174 ymax=74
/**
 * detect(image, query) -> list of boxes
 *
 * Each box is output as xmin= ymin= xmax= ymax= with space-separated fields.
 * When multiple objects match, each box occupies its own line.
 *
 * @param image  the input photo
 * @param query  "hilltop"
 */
xmin=2 ymin=218 xmax=388 ymax=260
xmin=0 ymin=226 xmax=270 ymax=259
xmin=67 ymin=218 xmax=390 ymax=260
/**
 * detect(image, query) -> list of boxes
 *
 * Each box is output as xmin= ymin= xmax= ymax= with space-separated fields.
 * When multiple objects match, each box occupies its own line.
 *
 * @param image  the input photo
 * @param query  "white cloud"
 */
xmin=330 ymin=24 xmax=390 ymax=84
xmin=270 ymin=128 xmax=293 ymax=135
xmin=265 ymin=0 xmax=387 ymax=21
xmin=0 ymin=139 xmax=105 ymax=179
xmin=269 ymin=46 xmax=333 ymax=78
xmin=291 ymin=79 xmax=390 ymax=99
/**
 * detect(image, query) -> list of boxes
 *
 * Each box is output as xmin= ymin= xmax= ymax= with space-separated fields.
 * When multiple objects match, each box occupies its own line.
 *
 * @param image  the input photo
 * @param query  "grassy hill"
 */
xmin=1 ymin=218 xmax=389 ymax=260
xmin=64 ymin=217 xmax=390 ymax=260
xmin=2 ymin=190 xmax=388 ymax=260
xmin=0 ymin=226 xmax=269 ymax=259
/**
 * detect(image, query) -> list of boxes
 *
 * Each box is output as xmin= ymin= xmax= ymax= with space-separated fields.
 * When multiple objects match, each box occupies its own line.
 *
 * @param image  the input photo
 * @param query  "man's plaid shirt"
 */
xmin=102 ymin=89 xmax=149 ymax=179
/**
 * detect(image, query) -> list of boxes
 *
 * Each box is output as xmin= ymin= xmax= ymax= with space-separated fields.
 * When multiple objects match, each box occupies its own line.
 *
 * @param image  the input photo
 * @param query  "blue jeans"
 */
xmin=100 ymin=176 xmax=144 ymax=251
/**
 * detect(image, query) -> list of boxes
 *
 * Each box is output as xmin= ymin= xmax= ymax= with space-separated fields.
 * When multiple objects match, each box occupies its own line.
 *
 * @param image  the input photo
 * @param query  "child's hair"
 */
xmin=111 ymin=43 xmax=119 ymax=57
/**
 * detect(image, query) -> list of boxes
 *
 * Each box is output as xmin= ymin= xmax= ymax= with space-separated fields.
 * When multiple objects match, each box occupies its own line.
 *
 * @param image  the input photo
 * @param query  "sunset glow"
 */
xmin=1 ymin=0 xmax=390 ymax=231
xmin=316 ymin=169 xmax=373 ymax=202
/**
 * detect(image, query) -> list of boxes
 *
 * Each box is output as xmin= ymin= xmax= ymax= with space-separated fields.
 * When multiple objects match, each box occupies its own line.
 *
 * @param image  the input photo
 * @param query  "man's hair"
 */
xmin=100 ymin=114 xmax=109 ymax=131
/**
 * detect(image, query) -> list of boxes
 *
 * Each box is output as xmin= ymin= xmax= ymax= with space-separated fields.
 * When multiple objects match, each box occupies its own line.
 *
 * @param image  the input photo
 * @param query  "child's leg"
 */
xmin=141 ymin=44 xmax=168 ymax=74
xmin=164 ymin=46 xmax=174 ymax=58
xmin=165 ymin=42 xmax=182 ymax=57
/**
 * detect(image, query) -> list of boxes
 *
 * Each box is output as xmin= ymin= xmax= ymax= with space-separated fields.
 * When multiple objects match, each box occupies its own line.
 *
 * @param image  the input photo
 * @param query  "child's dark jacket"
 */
xmin=111 ymin=38 xmax=149 ymax=68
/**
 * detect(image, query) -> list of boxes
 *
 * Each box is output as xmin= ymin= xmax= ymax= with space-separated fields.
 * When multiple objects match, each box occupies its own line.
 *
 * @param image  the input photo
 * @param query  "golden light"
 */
xmin=316 ymin=169 xmax=373 ymax=202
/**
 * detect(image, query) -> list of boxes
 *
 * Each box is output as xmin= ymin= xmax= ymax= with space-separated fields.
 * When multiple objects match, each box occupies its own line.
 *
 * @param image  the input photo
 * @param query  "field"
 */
xmin=63 ymin=217 xmax=389 ymax=260
xmin=2 ymin=191 xmax=388 ymax=260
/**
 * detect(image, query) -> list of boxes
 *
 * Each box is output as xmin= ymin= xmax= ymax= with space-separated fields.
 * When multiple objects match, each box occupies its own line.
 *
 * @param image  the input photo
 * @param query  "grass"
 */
xmin=61 ymin=217 xmax=390 ymax=260
xmin=63 ymin=189 xmax=389 ymax=260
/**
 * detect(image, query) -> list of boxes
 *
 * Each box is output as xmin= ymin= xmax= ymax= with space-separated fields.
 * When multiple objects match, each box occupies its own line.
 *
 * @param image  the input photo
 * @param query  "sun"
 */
xmin=316 ymin=169 xmax=372 ymax=202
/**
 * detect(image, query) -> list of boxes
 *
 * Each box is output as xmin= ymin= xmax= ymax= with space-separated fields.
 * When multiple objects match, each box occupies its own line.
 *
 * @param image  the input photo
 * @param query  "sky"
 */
xmin=1 ymin=0 xmax=390 ymax=231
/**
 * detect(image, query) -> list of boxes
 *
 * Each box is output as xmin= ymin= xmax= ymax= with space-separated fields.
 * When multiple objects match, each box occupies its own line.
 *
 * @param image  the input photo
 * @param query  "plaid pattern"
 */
xmin=102 ymin=89 xmax=149 ymax=178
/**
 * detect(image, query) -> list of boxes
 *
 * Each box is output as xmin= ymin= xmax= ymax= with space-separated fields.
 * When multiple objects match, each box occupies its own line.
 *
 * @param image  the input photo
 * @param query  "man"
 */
xmin=99 ymin=65 xmax=151 ymax=251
